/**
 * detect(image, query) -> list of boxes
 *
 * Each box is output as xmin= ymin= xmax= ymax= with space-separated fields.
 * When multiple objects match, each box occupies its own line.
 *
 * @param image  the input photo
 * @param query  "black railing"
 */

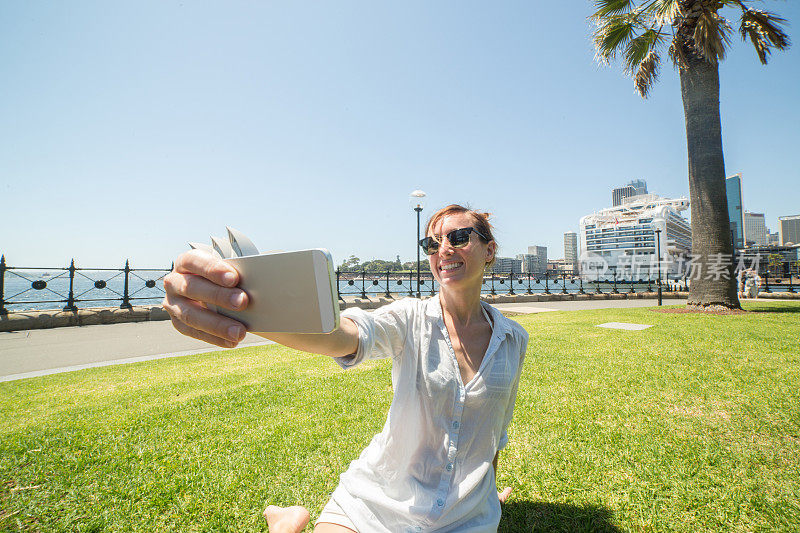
xmin=17 ymin=255 xmax=782 ymax=314
xmin=334 ymin=268 xmax=686 ymax=302
xmin=0 ymin=255 xmax=171 ymax=314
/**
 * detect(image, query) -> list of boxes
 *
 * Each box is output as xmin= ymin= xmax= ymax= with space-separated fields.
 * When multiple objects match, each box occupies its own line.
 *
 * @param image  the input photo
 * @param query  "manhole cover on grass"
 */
xmin=596 ymin=322 xmax=653 ymax=331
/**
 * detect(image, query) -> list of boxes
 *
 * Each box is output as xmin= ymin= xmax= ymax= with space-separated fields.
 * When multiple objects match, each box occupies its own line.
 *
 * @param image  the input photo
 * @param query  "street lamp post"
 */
xmin=410 ymin=190 xmax=426 ymax=298
xmin=655 ymin=228 xmax=663 ymax=306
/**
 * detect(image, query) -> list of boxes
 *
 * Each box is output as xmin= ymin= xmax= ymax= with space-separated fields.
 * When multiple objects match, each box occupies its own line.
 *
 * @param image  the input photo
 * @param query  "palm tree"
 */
xmin=591 ymin=0 xmax=789 ymax=309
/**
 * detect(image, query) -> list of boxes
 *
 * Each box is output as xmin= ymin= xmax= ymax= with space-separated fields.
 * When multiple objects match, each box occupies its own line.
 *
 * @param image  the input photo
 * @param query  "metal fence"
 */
xmin=0 ymin=255 xmax=171 ymax=314
xmin=3 ymin=255 xmax=796 ymax=314
xmin=334 ymin=268 xmax=687 ymax=300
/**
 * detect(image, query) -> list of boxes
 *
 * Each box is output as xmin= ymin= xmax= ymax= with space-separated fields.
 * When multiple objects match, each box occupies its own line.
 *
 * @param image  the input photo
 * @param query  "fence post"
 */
xmin=509 ymin=265 xmax=515 ymax=296
xmin=562 ymin=272 xmax=568 ymax=294
xmin=579 ymin=275 xmax=585 ymax=294
xmin=544 ymin=271 xmax=550 ymax=294
xmin=0 ymin=255 xmax=7 ymax=315
xmin=612 ymin=270 xmax=619 ymax=293
xmin=490 ymin=271 xmax=496 ymax=296
xmin=385 ymin=270 xmax=390 ymax=298
xmin=360 ymin=270 xmax=367 ymax=299
xmin=789 ymin=265 xmax=796 ymax=293
xmin=336 ymin=269 xmax=344 ymax=301
xmin=763 ymin=272 xmax=771 ymax=293
xmin=64 ymin=259 xmax=77 ymax=311
xmin=121 ymin=259 xmax=132 ymax=309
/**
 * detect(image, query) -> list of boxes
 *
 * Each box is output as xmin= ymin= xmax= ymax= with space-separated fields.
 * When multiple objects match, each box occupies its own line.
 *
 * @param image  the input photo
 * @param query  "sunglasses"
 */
xmin=419 ymin=227 xmax=490 ymax=255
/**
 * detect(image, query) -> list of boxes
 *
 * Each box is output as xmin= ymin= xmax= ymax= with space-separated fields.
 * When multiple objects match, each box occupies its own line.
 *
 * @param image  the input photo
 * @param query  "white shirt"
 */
xmin=332 ymin=296 xmax=528 ymax=533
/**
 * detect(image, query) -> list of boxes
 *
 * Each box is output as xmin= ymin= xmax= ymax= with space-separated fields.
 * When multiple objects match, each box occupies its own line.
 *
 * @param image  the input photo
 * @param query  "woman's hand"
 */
xmin=162 ymin=249 xmax=250 ymax=348
xmin=498 ymin=486 xmax=512 ymax=504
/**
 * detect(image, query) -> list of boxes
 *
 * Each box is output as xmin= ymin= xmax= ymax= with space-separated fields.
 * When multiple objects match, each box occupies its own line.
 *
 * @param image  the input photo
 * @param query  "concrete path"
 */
xmin=0 ymin=321 xmax=273 ymax=382
xmin=0 ymin=298 xmax=686 ymax=382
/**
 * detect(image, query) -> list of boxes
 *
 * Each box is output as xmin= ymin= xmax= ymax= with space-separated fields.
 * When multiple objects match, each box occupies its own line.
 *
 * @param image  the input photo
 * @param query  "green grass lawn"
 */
xmin=2 ymin=301 xmax=799 ymax=532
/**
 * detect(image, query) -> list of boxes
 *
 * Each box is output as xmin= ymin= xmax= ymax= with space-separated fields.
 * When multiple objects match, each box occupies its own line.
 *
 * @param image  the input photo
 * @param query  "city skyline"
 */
xmin=1 ymin=2 xmax=798 ymax=268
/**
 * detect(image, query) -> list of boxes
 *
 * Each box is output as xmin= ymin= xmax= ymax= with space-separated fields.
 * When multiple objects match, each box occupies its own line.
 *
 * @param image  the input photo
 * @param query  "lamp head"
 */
xmin=410 ymin=189 xmax=426 ymax=210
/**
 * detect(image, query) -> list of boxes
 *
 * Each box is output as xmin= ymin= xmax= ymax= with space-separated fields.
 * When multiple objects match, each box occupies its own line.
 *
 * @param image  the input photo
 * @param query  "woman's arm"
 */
xmin=163 ymin=250 xmax=359 ymax=356
xmin=256 ymin=321 xmax=358 ymax=357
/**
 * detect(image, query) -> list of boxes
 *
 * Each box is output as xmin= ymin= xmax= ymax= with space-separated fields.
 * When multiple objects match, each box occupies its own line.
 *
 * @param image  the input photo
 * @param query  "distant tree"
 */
xmin=403 ymin=259 xmax=430 ymax=272
xmin=591 ymin=0 xmax=789 ymax=309
xmin=768 ymin=253 xmax=783 ymax=275
xmin=361 ymin=259 xmax=404 ymax=272
xmin=340 ymin=255 xmax=361 ymax=270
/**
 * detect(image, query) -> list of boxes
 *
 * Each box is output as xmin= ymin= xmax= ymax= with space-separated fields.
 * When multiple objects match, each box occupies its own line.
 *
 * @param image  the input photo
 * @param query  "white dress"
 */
xmin=331 ymin=296 xmax=528 ymax=533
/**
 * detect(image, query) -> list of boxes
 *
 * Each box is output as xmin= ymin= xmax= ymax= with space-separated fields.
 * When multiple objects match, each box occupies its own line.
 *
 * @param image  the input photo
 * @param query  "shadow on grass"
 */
xmin=499 ymin=501 xmax=621 ymax=532
xmin=747 ymin=304 xmax=800 ymax=314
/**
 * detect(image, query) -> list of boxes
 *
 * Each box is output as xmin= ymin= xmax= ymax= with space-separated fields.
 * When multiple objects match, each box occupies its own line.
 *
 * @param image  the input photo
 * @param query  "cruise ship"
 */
xmin=579 ymin=194 xmax=692 ymax=281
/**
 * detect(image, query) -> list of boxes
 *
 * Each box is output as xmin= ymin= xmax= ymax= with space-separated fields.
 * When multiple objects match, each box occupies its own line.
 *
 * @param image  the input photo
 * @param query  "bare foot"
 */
xmin=263 ymin=505 xmax=311 ymax=533
xmin=498 ymin=486 xmax=512 ymax=504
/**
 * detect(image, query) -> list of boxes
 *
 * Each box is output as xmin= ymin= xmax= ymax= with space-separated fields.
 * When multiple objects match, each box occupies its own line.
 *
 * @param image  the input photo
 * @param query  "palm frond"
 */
xmin=624 ymin=29 xmax=664 ymax=74
xmin=593 ymin=13 xmax=638 ymax=63
xmin=635 ymin=50 xmax=661 ymax=97
xmin=592 ymin=0 xmax=634 ymax=18
xmin=693 ymin=9 xmax=732 ymax=63
xmin=647 ymin=0 xmax=681 ymax=25
xmin=739 ymin=9 xmax=791 ymax=64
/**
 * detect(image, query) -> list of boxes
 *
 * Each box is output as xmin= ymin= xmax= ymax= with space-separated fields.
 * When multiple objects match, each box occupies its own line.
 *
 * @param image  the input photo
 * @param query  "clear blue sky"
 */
xmin=2 ymin=1 xmax=798 ymax=268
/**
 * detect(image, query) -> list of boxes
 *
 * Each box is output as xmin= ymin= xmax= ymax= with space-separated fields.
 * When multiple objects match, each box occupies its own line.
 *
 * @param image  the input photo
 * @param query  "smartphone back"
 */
xmin=220 ymin=249 xmax=340 ymax=333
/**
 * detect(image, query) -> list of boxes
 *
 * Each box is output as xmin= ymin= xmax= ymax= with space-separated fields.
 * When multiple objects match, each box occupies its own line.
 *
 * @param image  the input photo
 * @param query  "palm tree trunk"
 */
xmin=679 ymin=58 xmax=741 ymax=308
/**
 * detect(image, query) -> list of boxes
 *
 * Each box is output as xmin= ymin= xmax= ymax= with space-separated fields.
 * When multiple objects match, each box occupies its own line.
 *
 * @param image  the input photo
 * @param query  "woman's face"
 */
xmin=427 ymin=212 xmax=496 ymax=293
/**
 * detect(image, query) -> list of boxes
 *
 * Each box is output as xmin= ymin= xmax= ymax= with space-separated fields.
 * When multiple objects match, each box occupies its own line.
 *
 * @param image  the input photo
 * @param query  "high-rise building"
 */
xmin=779 ymin=215 xmax=800 ymax=245
xmin=768 ymin=231 xmax=780 ymax=245
xmin=725 ymin=173 xmax=744 ymax=249
xmin=628 ymin=179 xmax=648 ymax=195
xmin=516 ymin=246 xmax=547 ymax=274
xmin=493 ymin=257 xmax=522 ymax=274
xmin=564 ymin=232 xmax=578 ymax=272
xmin=612 ymin=185 xmax=635 ymax=207
xmin=612 ymin=179 xmax=648 ymax=207
xmin=744 ymin=211 xmax=768 ymax=246
xmin=515 ymin=254 xmax=532 ymax=273
xmin=579 ymin=194 xmax=691 ymax=280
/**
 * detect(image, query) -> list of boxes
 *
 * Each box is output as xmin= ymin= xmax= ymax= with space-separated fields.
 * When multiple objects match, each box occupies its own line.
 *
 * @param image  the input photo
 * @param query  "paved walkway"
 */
xmin=1 ymin=298 xmax=686 ymax=382
xmin=0 ymin=322 xmax=274 ymax=382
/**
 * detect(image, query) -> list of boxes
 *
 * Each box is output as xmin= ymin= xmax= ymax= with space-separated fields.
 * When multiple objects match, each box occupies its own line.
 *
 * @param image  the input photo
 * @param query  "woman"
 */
xmin=163 ymin=204 xmax=528 ymax=532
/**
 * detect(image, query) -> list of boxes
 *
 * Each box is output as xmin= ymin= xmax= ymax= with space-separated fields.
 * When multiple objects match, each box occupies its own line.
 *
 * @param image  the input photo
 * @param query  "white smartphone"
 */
xmin=220 ymin=249 xmax=340 ymax=334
